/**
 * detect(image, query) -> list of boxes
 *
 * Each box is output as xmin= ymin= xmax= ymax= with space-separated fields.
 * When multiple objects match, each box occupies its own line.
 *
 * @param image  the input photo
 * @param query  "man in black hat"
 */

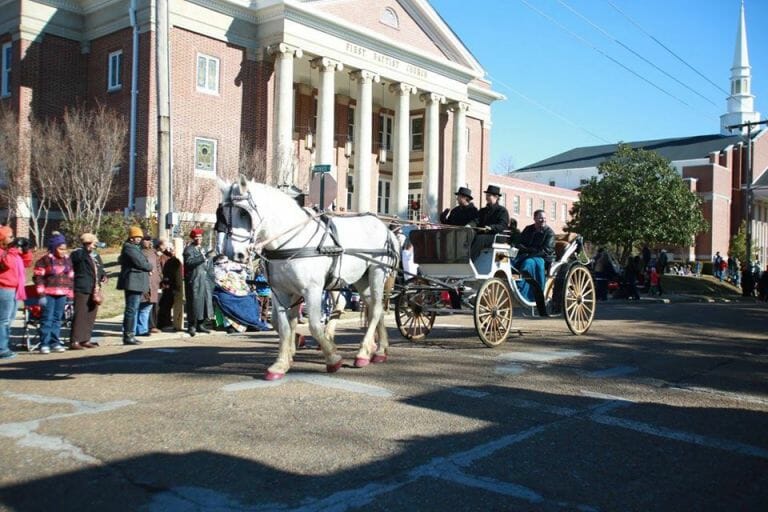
xmin=469 ymin=184 xmax=509 ymax=259
xmin=439 ymin=187 xmax=479 ymax=226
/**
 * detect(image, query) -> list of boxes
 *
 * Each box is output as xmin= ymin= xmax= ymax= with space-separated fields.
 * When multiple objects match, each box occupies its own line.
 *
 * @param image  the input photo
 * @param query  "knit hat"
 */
xmin=128 ymin=226 xmax=144 ymax=238
xmin=80 ymin=233 xmax=97 ymax=244
xmin=47 ymin=233 xmax=67 ymax=252
xmin=0 ymin=226 xmax=13 ymax=244
xmin=189 ymin=228 xmax=204 ymax=239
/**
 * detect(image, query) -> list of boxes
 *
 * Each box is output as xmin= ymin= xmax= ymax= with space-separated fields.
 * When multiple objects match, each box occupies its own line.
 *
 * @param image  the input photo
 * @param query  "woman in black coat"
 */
xmin=69 ymin=233 xmax=107 ymax=349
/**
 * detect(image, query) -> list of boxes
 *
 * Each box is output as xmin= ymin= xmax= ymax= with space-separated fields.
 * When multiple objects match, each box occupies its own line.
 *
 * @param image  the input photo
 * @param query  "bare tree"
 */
xmin=0 ymin=105 xmax=22 ymax=225
xmin=46 ymin=105 xmax=127 ymax=235
xmin=239 ymin=136 xmax=268 ymax=183
xmin=493 ymin=154 xmax=517 ymax=175
xmin=0 ymin=105 xmax=53 ymax=247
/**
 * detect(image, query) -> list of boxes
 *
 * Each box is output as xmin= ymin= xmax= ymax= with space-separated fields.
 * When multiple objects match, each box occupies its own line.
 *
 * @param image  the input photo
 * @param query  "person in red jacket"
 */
xmin=33 ymin=233 xmax=74 ymax=354
xmin=0 ymin=226 xmax=32 ymax=359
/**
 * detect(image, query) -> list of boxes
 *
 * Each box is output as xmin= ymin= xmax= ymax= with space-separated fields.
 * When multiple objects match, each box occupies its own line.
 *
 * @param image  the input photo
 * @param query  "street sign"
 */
xmin=312 ymin=164 xmax=333 ymax=174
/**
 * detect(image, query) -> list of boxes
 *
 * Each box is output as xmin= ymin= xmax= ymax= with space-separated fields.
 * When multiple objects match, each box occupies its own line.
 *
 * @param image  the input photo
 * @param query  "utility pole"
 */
xmin=727 ymin=119 xmax=768 ymax=269
xmin=156 ymin=0 xmax=172 ymax=240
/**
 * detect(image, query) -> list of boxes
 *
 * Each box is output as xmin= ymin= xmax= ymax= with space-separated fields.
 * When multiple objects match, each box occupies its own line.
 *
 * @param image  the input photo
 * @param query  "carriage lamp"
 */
xmin=344 ymin=138 xmax=353 ymax=158
xmin=305 ymin=131 xmax=314 ymax=152
xmin=378 ymin=147 xmax=387 ymax=164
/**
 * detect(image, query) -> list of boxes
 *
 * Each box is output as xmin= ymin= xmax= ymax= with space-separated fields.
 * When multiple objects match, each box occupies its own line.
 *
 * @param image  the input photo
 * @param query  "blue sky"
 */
xmin=430 ymin=0 xmax=768 ymax=170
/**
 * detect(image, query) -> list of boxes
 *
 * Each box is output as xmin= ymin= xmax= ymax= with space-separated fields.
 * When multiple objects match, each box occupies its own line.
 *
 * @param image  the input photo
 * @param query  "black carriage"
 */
xmin=394 ymin=227 xmax=595 ymax=346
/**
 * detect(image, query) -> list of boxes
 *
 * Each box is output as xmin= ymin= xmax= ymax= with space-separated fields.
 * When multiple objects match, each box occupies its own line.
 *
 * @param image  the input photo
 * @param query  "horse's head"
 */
xmin=218 ymin=175 xmax=259 ymax=263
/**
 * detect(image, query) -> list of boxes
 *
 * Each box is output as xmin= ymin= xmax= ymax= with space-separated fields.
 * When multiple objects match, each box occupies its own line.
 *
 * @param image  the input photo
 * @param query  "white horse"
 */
xmin=219 ymin=176 xmax=400 ymax=380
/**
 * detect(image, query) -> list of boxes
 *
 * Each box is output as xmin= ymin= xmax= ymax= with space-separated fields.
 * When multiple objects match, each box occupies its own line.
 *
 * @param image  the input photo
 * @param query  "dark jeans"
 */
xmin=123 ymin=291 xmax=142 ymax=340
xmin=40 ymin=295 xmax=67 ymax=348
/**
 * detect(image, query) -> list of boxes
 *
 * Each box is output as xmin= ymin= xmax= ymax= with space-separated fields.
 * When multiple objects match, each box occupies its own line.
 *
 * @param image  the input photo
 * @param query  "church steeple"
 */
xmin=721 ymin=1 xmax=760 ymax=134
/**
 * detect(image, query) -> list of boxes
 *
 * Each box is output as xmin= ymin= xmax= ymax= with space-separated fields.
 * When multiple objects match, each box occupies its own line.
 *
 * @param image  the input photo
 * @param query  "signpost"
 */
xmin=312 ymin=164 xmax=334 ymax=211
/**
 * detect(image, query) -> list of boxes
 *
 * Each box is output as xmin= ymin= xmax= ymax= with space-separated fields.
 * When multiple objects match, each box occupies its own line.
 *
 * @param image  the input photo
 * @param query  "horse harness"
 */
xmin=222 ymin=187 xmax=399 ymax=291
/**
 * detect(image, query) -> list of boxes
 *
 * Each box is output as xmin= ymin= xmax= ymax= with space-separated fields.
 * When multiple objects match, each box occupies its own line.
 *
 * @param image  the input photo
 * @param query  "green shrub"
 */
xmin=701 ymin=261 xmax=713 ymax=276
xmin=95 ymin=212 xmax=159 ymax=248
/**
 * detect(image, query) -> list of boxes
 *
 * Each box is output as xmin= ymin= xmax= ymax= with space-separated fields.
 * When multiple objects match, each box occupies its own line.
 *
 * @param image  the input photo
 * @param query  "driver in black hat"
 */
xmin=439 ymin=186 xmax=479 ymax=226
xmin=468 ymin=184 xmax=510 ymax=259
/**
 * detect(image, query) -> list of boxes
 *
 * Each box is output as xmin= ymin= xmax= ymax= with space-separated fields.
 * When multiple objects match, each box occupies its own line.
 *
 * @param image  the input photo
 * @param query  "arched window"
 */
xmin=380 ymin=7 xmax=399 ymax=29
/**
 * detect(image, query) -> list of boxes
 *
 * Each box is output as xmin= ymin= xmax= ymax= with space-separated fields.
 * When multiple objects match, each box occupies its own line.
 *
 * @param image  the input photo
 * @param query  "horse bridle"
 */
xmin=221 ymin=184 xmax=264 ymax=256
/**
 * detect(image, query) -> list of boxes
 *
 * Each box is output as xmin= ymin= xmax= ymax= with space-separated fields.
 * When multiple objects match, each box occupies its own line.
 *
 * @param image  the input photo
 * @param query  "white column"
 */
xmin=450 ymin=101 xmax=469 ymax=195
xmin=269 ymin=43 xmax=302 ymax=186
xmin=421 ymin=92 xmax=445 ymax=221
xmin=391 ymin=83 xmax=417 ymax=219
xmin=351 ymin=69 xmax=380 ymax=213
xmin=312 ymin=57 xmax=343 ymax=173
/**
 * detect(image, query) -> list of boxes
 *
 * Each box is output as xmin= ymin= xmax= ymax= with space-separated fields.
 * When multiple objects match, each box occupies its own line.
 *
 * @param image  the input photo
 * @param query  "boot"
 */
xmin=69 ymin=342 xmax=85 ymax=350
xmin=123 ymin=336 xmax=142 ymax=346
xmin=187 ymin=326 xmax=196 ymax=337
xmin=197 ymin=322 xmax=211 ymax=334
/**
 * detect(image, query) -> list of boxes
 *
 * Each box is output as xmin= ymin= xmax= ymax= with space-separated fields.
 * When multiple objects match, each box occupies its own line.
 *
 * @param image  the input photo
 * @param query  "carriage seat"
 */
xmin=410 ymin=227 xmax=474 ymax=264
xmin=554 ymin=233 xmax=577 ymax=262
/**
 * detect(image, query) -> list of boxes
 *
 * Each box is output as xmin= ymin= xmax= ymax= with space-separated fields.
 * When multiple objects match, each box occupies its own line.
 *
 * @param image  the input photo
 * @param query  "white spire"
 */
xmin=720 ymin=0 xmax=760 ymax=135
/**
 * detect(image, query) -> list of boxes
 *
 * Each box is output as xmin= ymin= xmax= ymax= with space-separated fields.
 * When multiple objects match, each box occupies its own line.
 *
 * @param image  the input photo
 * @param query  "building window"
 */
xmin=579 ymin=178 xmax=589 ymax=187
xmin=1 ymin=42 xmax=11 ymax=98
xmin=107 ymin=50 xmax=123 ymax=91
xmin=196 ymin=53 xmax=219 ymax=94
xmin=379 ymin=113 xmax=393 ymax=151
xmin=380 ymin=7 xmax=399 ymax=29
xmin=194 ymin=137 xmax=217 ymax=173
xmin=549 ymin=180 xmax=556 ymax=187
xmin=377 ymin=179 xmax=391 ymax=214
xmin=513 ymin=195 xmax=520 ymax=215
xmin=562 ymin=203 xmax=568 ymax=222
xmin=411 ymin=115 xmax=423 ymax=151
xmin=551 ymin=201 xmax=557 ymax=221
xmin=540 ymin=199 xmax=546 ymax=211
xmin=347 ymin=105 xmax=355 ymax=142
xmin=526 ymin=197 xmax=533 ymax=217
xmin=347 ymin=173 xmax=354 ymax=210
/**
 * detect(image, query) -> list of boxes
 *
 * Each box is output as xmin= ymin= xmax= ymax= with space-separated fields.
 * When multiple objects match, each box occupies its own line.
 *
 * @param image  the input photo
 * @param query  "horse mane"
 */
xmin=242 ymin=181 xmax=307 ymax=223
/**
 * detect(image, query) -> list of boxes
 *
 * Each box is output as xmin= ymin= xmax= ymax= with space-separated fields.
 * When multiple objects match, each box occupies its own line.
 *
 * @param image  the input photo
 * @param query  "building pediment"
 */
xmin=300 ymin=0 xmax=484 ymax=76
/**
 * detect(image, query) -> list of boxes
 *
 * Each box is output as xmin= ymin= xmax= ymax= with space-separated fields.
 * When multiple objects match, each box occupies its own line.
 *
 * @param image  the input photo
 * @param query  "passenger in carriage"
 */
xmin=439 ymin=187 xmax=479 ymax=227
xmin=468 ymin=185 xmax=509 ymax=259
xmin=514 ymin=209 xmax=555 ymax=302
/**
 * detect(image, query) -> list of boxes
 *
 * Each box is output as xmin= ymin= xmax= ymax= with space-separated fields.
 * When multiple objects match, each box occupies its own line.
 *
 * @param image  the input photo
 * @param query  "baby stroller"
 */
xmin=20 ymin=284 xmax=74 ymax=352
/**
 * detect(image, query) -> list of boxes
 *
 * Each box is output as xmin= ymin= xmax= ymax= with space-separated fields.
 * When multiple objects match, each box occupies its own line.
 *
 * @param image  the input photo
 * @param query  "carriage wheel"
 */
xmin=395 ymin=287 xmax=437 ymax=341
xmin=563 ymin=264 xmax=596 ymax=335
xmin=473 ymin=278 xmax=513 ymax=347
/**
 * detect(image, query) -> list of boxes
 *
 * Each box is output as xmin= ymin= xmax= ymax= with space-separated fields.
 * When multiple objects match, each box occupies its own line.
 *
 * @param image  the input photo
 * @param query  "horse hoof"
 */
xmin=371 ymin=354 xmax=388 ymax=364
xmin=326 ymin=360 xmax=343 ymax=373
xmin=264 ymin=370 xmax=285 ymax=381
xmin=354 ymin=357 xmax=370 ymax=368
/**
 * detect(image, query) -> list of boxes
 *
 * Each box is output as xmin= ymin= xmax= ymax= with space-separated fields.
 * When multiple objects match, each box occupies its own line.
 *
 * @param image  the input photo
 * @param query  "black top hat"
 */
xmin=455 ymin=186 xmax=473 ymax=200
xmin=483 ymin=184 xmax=502 ymax=196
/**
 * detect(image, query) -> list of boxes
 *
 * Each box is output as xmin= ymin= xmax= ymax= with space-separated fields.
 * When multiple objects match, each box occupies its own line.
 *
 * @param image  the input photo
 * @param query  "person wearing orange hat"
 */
xmin=0 ymin=225 xmax=32 ymax=359
xmin=116 ymin=226 xmax=152 ymax=345
xmin=183 ymin=228 xmax=213 ymax=336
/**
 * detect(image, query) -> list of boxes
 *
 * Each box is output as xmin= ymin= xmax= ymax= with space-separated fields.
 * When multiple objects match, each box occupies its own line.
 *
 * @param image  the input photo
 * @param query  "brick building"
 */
xmin=0 ymin=0 xmax=507 ymax=238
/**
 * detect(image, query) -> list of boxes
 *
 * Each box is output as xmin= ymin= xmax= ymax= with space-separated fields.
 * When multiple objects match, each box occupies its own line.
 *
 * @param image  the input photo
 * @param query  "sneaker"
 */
xmin=40 ymin=346 xmax=51 ymax=354
xmin=0 ymin=351 xmax=17 ymax=360
xmin=51 ymin=344 xmax=66 ymax=353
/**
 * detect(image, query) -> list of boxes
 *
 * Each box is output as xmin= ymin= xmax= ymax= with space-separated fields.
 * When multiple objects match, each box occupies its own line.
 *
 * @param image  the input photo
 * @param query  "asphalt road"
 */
xmin=1 ymin=301 xmax=767 ymax=512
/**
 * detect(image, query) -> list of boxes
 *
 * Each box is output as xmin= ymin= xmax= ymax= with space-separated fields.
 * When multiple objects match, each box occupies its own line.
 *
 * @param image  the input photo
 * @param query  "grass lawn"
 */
xmin=659 ymin=274 xmax=742 ymax=298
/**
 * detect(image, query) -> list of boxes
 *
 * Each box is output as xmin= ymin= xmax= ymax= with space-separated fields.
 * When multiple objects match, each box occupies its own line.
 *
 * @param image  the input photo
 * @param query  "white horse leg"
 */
xmin=304 ymin=289 xmax=343 ymax=373
xmin=265 ymin=293 xmax=298 ymax=380
xmin=353 ymin=274 xmax=385 ymax=368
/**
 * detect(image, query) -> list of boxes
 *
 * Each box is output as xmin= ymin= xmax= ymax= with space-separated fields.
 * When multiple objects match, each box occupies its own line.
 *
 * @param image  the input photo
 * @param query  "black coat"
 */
xmin=518 ymin=224 xmax=556 ymax=262
xmin=440 ymin=203 xmax=479 ymax=226
xmin=70 ymin=247 xmax=106 ymax=294
xmin=183 ymin=243 xmax=213 ymax=321
xmin=476 ymin=203 xmax=510 ymax=234
xmin=117 ymin=241 xmax=152 ymax=293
